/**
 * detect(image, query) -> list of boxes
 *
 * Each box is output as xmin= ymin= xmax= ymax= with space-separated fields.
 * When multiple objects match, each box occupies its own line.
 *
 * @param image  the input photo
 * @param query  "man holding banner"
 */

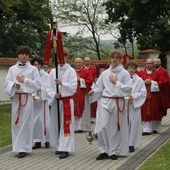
xmin=43 ymin=18 xmax=77 ymax=159
xmin=46 ymin=49 xmax=77 ymax=159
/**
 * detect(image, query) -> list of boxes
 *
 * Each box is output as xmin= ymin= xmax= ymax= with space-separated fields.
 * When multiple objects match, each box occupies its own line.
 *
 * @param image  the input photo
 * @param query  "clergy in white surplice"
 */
xmin=89 ymin=49 xmax=132 ymax=161
xmin=126 ymin=61 xmax=147 ymax=152
xmin=46 ymin=49 xmax=77 ymax=159
xmin=4 ymin=46 xmax=40 ymax=158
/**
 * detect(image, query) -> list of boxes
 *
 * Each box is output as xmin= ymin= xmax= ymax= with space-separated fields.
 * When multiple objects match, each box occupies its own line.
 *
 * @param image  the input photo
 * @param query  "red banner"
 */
xmin=43 ymin=30 xmax=53 ymax=65
xmin=57 ymin=31 xmax=65 ymax=65
xmin=43 ymin=30 xmax=65 ymax=65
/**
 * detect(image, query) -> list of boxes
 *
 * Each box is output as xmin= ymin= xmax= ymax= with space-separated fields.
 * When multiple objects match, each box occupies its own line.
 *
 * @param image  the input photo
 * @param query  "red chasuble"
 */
xmin=138 ymin=68 xmax=166 ymax=121
xmin=85 ymin=65 xmax=97 ymax=118
xmin=167 ymin=77 xmax=170 ymax=109
xmin=74 ymin=67 xmax=93 ymax=117
xmin=156 ymin=66 xmax=170 ymax=116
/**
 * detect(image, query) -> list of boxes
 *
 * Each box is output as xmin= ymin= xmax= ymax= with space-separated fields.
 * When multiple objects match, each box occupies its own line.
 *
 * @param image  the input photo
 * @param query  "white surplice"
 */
xmin=46 ymin=64 xmax=77 ymax=153
xmin=128 ymin=74 xmax=146 ymax=147
xmin=32 ymin=69 xmax=50 ymax=144
xmin=90 ymin=64 xmax=132 ymax=157
xmin=4 ymin=61 xmax=40 ymax=153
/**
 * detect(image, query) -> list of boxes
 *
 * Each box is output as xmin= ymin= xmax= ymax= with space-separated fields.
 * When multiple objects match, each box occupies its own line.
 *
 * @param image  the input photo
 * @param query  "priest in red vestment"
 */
xmin=138 ymin=58 xmax=166 ymax=135
xmin=74 ymin=58 xmax=93 ymax=133
xmin=83 ymin=56 xmax=97 ymax=122
xmin=154 ymin=58 xmax=170 ymax=116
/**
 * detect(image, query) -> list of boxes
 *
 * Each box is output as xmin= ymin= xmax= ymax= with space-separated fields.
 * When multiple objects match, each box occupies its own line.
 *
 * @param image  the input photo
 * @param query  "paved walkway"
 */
xmin=0 ymin=110 xmax=170 ymax=170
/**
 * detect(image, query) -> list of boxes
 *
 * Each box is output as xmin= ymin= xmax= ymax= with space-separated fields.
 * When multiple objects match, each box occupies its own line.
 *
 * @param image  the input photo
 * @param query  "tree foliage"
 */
xmin=104 ymin=0 xmax=170 ymax=52
xmin=0 ymin=0 xmax=53 ymax=57
xmin=52 ymin=0 xmax=113 ymax=60
xmin=63 ymin=35 xmax=112 ymax=60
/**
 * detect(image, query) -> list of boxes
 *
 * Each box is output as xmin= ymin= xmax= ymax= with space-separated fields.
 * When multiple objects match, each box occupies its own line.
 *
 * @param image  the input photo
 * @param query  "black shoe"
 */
xmin=32 ymin=142 xmax=41 ymax=149
xmin=55 ymin=151 xmax=63 ymax=155
xmin=153 ymin=130 xmax=158 ymax=134
xmin=110 ymin=154 xmax=118 ymax=160
xmin=18 ymin=152 xmax=27 ymax=158
xmin=142 ymin=132 xmax=151 ymax=136
xmin=74 ymin=130 xmax=84 ymax=133
xmin=45 ymin=142 xmax=50 ymax=148
xmin=59 ymin=152 xmax=69 ymax=159
xmin=129 ymin=146 xmax=135 ymax=152
xmin=93 ymin=133 xmax=98 ymax=139
xmin=96 ymin=153 xmax=108 ymax=160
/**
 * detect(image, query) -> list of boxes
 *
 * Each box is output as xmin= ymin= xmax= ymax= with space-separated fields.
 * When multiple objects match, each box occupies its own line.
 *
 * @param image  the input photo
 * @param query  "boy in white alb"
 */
xmin=31 ymin=57 xmax=50 ymax=150
xmin=4 ymin=46 xmax=40 ymax=158
xmin=126 ymin=61 xmax=146 ymax=152
xmin=89 ymin=49 xmax=132 ymax=160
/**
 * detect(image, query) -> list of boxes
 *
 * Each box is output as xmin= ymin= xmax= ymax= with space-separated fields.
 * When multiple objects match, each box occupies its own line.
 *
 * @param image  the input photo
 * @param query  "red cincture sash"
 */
xmin=102 ymin=96 xmax=126 ymax=131
xmin=115 ymin=98 xmax=125 ymax=131
xmin=15 ymin=93 xmax=28 ymax=124
xmin=43 ymin=101 xmax=47 ymax=136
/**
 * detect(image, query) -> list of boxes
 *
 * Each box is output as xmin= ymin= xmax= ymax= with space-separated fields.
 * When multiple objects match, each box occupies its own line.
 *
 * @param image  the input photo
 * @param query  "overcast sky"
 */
xmin=58 ymin=24 xmax=113 ymax=40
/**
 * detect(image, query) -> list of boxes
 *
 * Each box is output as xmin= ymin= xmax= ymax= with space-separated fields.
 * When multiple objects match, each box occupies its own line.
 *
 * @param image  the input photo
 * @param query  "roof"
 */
xmin=0 ymin=58 xmax=53 ymax=66
xmin=139 ymin=49 xmax=161 ymax=54
xmin=0 ymin=58 xmax=146 ymax=67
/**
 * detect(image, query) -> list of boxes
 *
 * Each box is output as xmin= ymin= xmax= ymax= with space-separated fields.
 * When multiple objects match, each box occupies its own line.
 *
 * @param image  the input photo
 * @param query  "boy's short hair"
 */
xmin=30 ymin=57 xmax=43 ymax=66
xmin=63 ymin=48 xmax=69 ymax=56
xmin=109 ymin=49 xmax=123 ymax=59
xmin=125 ymin=61 xmax=138 ymax=69
xmin=17 ymin=46 xmax=31 ymax=56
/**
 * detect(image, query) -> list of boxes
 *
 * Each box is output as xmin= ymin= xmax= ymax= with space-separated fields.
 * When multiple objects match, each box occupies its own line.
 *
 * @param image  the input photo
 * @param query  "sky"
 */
xmin=58 ymin=24 xmax=114 ymax=40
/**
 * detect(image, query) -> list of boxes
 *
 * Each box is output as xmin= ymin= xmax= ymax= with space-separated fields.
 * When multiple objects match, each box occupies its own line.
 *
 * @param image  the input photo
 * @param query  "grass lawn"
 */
xmin=0 ymin=104 xmax=11 ymax=147
xmin=139 ymin=139 xmax=170 ymax=170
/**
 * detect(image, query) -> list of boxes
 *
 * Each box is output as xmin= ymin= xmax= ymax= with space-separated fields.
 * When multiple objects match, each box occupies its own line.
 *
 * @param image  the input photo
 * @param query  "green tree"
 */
xmin=52 ymin=0 xmax=114 ymax=60
xmin=62 ymin=35 xmax=96 ymax=59
xmin=63 ymin=35 xmax=115 ymax=60
xmin=104 ymin=0 xmax=170 ymax=52
xmin=0 ymin=0 xmax=53 ymax=57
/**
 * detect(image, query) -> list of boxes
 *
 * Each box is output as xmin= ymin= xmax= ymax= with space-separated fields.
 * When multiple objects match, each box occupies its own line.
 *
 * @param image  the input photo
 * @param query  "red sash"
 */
xmin=59 ymin=96 xmax=73 ymax=136
xmin=43 ymin=101 xmax=47 ymax=136
xmin=15 ymin=93 xmax=28 ymax=124
xmin=102 ymin=96 xmax=126 ymax=131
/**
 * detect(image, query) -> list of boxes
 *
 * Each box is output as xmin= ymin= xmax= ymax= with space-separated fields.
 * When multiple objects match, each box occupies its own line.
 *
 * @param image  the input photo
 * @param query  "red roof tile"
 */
xmin=0 ymin=58 xmax=146 ymax=67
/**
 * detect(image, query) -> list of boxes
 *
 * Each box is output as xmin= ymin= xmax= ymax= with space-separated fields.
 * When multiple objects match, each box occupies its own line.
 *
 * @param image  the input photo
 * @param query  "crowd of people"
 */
xmin=4 ymin=45 xmax=170 ymax=161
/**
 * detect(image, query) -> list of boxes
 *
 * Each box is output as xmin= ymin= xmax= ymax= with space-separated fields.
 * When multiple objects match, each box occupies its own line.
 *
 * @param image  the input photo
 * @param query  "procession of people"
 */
xmin=4 ymin=19 xmax=170 ymax=160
